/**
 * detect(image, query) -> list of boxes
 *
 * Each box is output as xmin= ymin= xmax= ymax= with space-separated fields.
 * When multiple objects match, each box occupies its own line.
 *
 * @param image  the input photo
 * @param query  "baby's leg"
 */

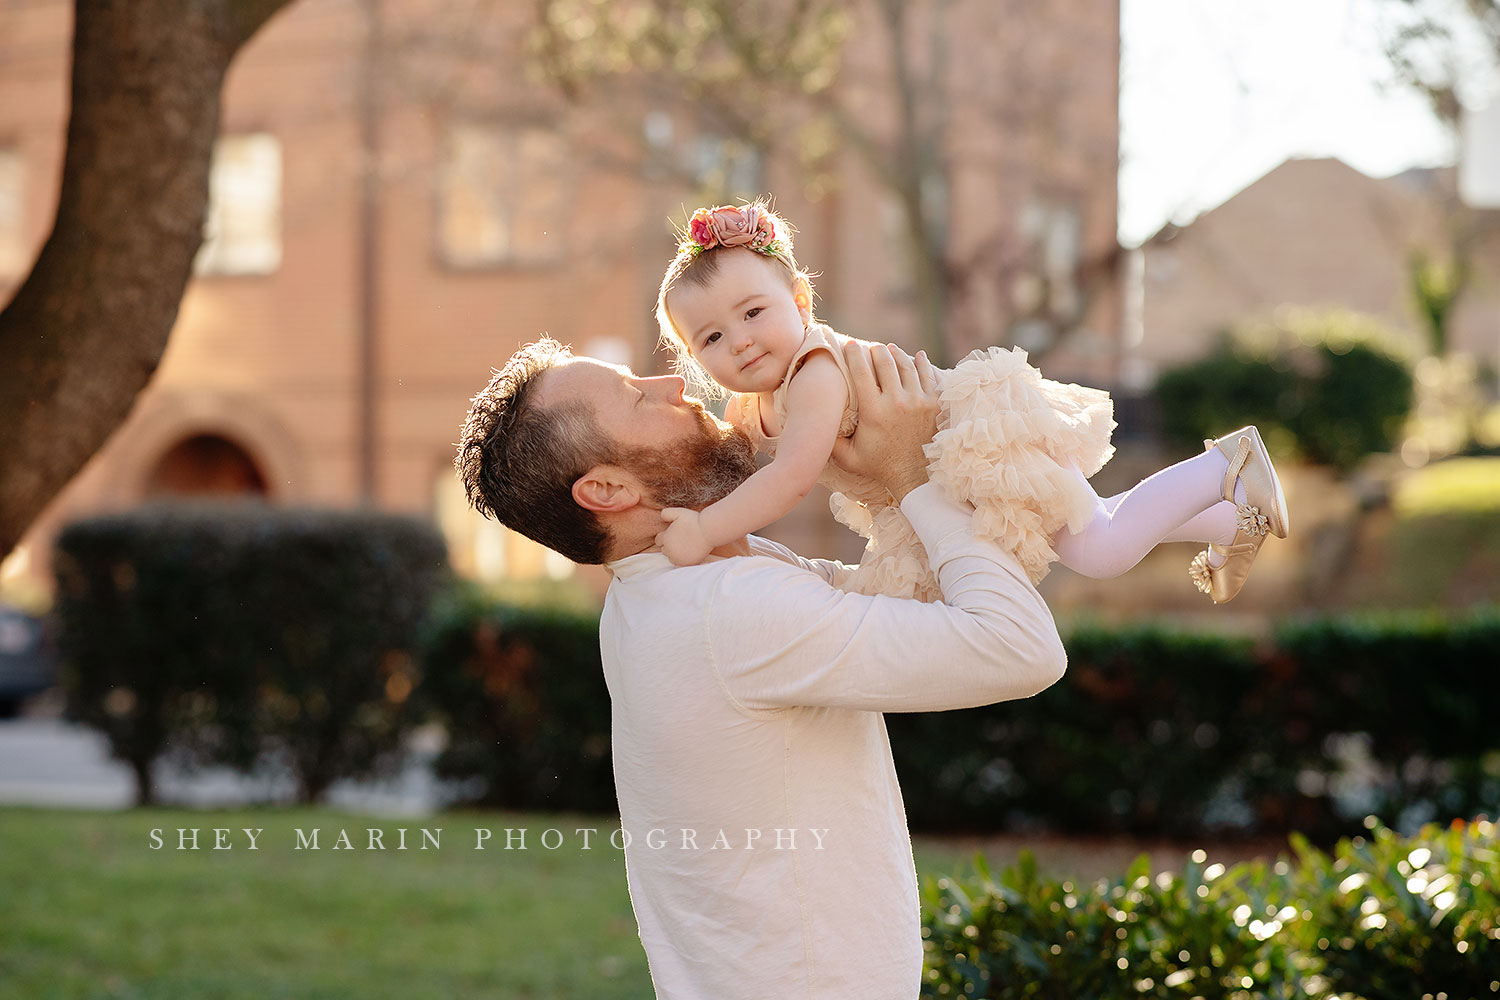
xmin=1096 ymin=491 xmax=1240 ymax=544
xmin=1161 ymin=503 xmax=1238 ymax=544
xmin=1052 ymin=449 xmax=1243 ymax=579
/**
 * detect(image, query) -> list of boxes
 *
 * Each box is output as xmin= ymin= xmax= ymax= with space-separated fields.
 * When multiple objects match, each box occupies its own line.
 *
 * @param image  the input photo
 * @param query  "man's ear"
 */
xmin=572 ymin=466 xmax=644 ymax=513
xmin=793 ymin=277 xmax=813 ymax=327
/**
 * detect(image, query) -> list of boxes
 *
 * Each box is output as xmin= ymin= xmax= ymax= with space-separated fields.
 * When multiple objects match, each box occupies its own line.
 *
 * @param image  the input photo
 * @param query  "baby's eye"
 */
xmin=703 ymin=331 xmax=721 ymax=346
xmin=745 ymin=307 xmax=762 ymax=320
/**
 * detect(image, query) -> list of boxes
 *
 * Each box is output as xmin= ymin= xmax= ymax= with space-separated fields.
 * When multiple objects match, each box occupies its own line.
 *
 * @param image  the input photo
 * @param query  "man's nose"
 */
xmin=642 ymin=375 xmax=686 ymax=402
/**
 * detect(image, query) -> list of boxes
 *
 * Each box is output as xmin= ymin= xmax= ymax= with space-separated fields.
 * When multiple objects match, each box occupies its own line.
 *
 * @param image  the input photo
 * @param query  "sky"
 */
xmin=1117 ymin=0 xmax=1476 ymax=246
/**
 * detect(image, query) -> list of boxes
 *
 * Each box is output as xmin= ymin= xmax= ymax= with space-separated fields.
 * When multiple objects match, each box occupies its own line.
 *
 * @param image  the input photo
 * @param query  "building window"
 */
xmin=195 ymin=133 xmax=282 ymax=277
xmin=434 ymin=472 xmax=574 ymax=583
xmin=0 ymin=149 xmax=25 ymax=281
xmin=438 ymin=123 xmax=568 ymax=268
xmin=643 ymin=110 xmax=674 ymax=152
xmin=1017 ymin=198 xmax=1081 ymax=317
xmin=692 ymin=133 xmax=763 ymax=201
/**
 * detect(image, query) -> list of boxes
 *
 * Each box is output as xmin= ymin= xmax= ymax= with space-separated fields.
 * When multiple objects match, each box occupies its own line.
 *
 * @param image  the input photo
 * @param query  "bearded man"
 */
xmin=455 ymin=336 xmax=1066 ymax=1000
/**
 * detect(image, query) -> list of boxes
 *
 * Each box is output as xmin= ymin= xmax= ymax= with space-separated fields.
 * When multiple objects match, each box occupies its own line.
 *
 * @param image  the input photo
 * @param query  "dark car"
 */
xmin=0 ymin=604 xmax=54 ymax=718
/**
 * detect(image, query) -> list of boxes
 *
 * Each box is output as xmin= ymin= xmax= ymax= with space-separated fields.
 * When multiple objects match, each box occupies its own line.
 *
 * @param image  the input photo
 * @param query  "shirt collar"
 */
xmin=606 ymin=540 xmax=770 ymax=580
xmin=605 ymin=550 xmax=674 ymax=580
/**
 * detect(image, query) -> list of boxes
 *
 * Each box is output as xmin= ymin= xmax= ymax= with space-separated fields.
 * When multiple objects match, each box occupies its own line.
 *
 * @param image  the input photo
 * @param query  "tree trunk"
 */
xmin=298 ymin=768 xmax=331 ymax=805
xmin=130 ymin=755 xmax=156 ymax=807
xmin=897 ymin=182 xmax=950 ymax=367
xmin=0 ymin=0 xmax=297 ymax=560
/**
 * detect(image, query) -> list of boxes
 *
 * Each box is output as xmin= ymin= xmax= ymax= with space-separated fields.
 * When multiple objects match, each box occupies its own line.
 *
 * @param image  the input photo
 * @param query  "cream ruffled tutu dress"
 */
xmin=735 ymin=324 xmax=1117 ymax=601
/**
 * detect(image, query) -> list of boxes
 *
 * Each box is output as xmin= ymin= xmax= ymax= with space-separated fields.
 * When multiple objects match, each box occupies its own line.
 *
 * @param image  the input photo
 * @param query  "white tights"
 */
xmin=1051 ymin=447 xmax=1245 ymax=579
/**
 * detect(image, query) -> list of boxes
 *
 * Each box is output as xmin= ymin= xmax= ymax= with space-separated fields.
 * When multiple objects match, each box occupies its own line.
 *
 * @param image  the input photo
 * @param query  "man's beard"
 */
xmin=620 ymin=403 xmax=759 ymax=511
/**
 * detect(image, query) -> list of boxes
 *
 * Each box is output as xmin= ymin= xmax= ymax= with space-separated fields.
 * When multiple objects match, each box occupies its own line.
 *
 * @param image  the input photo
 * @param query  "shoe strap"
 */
xmin=1222 ymin=437 xmax=1250 ymax=504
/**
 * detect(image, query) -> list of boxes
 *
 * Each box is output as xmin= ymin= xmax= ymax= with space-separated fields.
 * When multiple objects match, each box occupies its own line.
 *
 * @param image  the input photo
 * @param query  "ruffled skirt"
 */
xmin=834 ymin=346 xmax=1116 ymax=600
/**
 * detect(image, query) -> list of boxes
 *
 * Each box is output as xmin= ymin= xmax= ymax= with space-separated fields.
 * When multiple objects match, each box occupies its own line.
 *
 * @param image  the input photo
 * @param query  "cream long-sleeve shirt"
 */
xmin=599 ymin=483 xmax=1067 ymax=1000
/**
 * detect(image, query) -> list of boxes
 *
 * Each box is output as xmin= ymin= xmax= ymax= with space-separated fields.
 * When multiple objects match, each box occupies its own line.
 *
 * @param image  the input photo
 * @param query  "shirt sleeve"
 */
xmin=709 ymin=483 xmax=1067 ymax=714
xmin=746 ymin=535 xmax=856 ymax=590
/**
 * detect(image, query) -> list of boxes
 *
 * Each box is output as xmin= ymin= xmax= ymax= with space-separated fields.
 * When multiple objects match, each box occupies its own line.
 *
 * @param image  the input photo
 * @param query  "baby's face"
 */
xmin=666 ymin=248 xmax=810 ymax=394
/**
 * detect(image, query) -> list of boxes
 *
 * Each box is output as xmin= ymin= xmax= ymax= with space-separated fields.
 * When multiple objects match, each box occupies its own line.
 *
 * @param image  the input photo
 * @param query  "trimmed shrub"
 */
xmin=921 ymin=819 xmax=1500 ymax=999
xmin=891 ymin=612 xmax=1500 ymax=840
xmin=54 ymin=503 xmax=450 ymax=804
xmin=1154 ymin=349 xmax=1295 ymax=455
xmin=1289 ymin=820 xmax=1500 ymax=999
xmin=888 ymin=625 xmax=1263 ymax=837
xmin=418 ymin=592 xmax=1500 ymax=837
xmin=416 ymin=583 xmax=615 ymax=811
xmin=922 ymin=853 xmax=1300 ymax=998
xmin=1268 ymin=610 xmax=1500 ymax=833
xmin=1155 ymin=310 xmax=1414 ymax=472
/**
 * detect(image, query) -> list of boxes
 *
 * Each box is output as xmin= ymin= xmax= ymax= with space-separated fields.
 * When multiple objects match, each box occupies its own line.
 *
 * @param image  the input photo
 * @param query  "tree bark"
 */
xmin=896 ymin=178 xmax=951 ymax=366
xmin=0 ymin=0 xmax=296 ymax=560
xmin=130 ymin=754 xmax=156 ymax=807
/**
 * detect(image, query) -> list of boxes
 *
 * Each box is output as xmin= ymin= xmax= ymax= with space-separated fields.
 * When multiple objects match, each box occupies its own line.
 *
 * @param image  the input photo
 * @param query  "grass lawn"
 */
xmin=1393 ymin=455 xmax=1500 ymax=517
xmin=1 ymin=806 xmax=653 ymax=1000
xmin=0 ymin=805 xmax=1276 ymax=998
xmin=1384 ymin=456 xmax=1500 ymax=606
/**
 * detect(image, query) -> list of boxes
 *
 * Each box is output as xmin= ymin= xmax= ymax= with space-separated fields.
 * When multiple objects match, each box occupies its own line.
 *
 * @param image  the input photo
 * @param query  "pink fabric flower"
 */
xmin=689 ymin=211 xmax=715 ymax=249
xmin=687 ymin=205 xmax=776 ymax=251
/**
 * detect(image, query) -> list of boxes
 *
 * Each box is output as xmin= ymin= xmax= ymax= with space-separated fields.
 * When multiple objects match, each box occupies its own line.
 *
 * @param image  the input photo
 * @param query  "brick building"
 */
xmin=0 ymin=0 xmax=1123 ymax=597
xmin=1131 ymin=157 xmax=1500 ymax=383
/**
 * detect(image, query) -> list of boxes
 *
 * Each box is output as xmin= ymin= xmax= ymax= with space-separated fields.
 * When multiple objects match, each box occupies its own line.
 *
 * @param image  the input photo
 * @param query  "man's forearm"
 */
xmin=711 ymin=483 xmax=1068 ymax=715
xmin=894 ymin=483 xmax=1068 ymax=701
xmin=699 ymin=459 xmax=817 ymax=547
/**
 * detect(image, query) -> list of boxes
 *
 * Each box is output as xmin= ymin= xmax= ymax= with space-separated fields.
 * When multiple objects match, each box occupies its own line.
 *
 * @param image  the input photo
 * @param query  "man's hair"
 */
xmin=454 ymin=338 xmax=616 ymax=564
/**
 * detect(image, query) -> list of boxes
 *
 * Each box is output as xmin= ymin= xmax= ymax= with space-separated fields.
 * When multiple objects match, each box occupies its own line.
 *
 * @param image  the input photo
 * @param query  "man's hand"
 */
xmin=832 ymin=342 xmax=940 ymax=502
xmin=656 ymin=507 xmax=714 ymax=566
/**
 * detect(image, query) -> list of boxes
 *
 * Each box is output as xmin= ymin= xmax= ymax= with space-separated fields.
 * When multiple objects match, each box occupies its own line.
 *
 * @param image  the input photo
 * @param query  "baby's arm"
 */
xmin=657 ymin=352 xmax=849 ymax=565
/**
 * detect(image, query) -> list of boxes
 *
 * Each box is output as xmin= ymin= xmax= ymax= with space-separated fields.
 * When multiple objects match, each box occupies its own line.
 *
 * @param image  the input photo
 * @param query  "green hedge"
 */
xmin=54 ymin=503 xmax=450 ymax=804
xmin=1290 ymin=820 xmax=1500 ymax=998
xmin=1267 ymin=612 xmax=1500 ymax=830
xmin=888 ymin=611 xmax=1500 ymax=839
xmin=922 ymin=854 xmax=1298 ymax=998
xmin=885 ymin=626 xmax=1264 ymax=837
xmin=921 ymin=819 xmax=1500 ymax=998
xmin=418 ymin=595 xmax=1500 ymax=839
xmin=1153 ymin=310 xmax=1413 ymax=473
xmin=416 ymin=583 xmax=615 ymax=812
xmin=60 ymin=525 xmax=1494 ymax=838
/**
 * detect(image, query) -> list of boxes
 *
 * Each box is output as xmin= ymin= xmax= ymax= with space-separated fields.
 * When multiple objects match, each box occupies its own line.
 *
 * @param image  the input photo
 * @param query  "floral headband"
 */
xmin=680 ymin=204 xmax=786 ymax=258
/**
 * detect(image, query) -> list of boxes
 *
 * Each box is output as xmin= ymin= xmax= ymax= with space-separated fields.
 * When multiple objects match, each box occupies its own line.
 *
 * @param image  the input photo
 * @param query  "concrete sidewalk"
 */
xmin=0 ymin=693 xmax=460 ymax=817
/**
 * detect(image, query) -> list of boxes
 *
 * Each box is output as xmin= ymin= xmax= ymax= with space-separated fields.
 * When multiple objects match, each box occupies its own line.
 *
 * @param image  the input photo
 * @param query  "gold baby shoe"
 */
xmin=1189 ymin=425 xmax=1289 ymax=603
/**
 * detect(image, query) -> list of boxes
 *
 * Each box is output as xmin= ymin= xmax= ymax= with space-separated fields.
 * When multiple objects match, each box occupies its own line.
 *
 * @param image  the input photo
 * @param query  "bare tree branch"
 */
xmin=1378 ymin=0 xmax=1500 ymax=128
xmin=522 ymin=0 xmax=1111 ymax=367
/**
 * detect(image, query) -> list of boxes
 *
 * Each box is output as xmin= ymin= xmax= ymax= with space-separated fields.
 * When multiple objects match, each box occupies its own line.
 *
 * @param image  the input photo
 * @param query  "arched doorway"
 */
xmin=144 ymin=433 xmax=269 ymax=498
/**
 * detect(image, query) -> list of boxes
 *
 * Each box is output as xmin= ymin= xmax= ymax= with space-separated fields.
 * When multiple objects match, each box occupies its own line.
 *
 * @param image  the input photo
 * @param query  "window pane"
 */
xmin=511 ymin=129 xmax=566 ymax=262
xmin=441 ymin=126 xmax=509 ymax=266
xmin=439 ymin=124 xmax=568 ymax=267
xmin=693 ymin=134 xmax=763 ymax=201
xmin=195 ymin=133 xmax=282 ymax=277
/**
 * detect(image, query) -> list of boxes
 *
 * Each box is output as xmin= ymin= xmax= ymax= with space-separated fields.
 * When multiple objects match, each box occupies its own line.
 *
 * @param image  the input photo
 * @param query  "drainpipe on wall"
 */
xmin=356 ymin=0 xmax=383 ymax=504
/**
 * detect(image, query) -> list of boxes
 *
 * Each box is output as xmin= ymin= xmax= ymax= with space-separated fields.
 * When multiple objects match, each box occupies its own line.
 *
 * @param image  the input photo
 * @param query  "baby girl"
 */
xmin=653 ymin=201 xmax=1287 ymax=603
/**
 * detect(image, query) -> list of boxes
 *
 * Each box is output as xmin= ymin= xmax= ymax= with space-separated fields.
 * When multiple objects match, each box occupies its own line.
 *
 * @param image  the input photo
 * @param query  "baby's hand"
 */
xmin=656 ymin=508 xmax=714 ymax=566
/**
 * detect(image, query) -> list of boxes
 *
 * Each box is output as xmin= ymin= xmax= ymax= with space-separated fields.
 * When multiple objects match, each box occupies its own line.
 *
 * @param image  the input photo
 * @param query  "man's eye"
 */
xmin=745 ymin=307 xmax=762 ymax=320
xmin=704 ymin=332 xmax=721 ymax=345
